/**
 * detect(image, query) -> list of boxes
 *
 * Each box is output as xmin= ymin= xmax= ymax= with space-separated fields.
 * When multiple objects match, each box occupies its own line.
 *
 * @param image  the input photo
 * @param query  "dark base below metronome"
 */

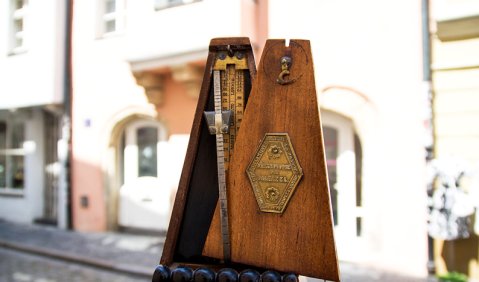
xmin=152 ymin=265 xmax=298 ymax=282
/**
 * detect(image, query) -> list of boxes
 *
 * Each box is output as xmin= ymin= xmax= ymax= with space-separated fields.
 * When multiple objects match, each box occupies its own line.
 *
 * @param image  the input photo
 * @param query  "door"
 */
xmin=118 ymin=119 xmax=171 ymax=231
xmin=43 ymin=111 xmax=60 ymax=224
xmin=322 ymin=111 xmax=363 ymax=261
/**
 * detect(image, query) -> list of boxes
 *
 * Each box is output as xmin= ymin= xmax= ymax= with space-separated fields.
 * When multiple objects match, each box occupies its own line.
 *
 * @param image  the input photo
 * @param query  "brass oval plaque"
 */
xmin=246 ymin=133 xmax=303 ymax=213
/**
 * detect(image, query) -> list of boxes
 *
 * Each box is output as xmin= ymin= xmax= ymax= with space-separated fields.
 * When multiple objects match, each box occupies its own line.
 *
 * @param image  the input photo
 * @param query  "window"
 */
xmin=121 ymin=120 xmax=166 ymax=184
xmin=0 ymin=119 xmax=25 ymax=192
xmin=323 ymin=121 xmax=363 ymax=238
xmin=98 ymin=0 xmax=125 ymax=36
xmin=154 ymin=0 xmax=201 ymax=11
xmin=137 ymin=127 xmax=158 ymax=177
xmin=324 ymin=126 xmax=339 ymax=226
xmin=322 ymin=112 xmax=364 ymax=260
xmin=354 ymin=133 xmax=363 ymax=237
xmin=9 ymin=0 xmax=28 ymax=53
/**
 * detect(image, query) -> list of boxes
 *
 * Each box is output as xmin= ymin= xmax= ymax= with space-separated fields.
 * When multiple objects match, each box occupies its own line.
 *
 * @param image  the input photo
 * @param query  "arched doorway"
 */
xmin=117 ymin=119 xmax=171 ymax=231
xmin=322 ymin=110 xmax=364 ymax=261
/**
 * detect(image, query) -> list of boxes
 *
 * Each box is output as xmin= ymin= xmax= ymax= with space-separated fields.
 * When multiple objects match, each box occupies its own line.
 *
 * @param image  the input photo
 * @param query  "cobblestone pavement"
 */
xmin=0 ymin=220 xmax=436 ymax=282
xmin=0 ymin=220 xmax=162 ymax=276
xmin=0 ymin=248 xmax=148 ymax=282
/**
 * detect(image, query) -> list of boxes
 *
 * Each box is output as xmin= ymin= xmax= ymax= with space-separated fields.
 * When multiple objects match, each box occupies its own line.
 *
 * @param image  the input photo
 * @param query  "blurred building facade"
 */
xmin=70 ymin=0 xmax=269 ymax=233
xmin=430 ymin=0 xmax=479 ymax=279
xmin=1 ymin=0 xmax=430 ymax=278
xmin=71 ymin=0 xmax=428 ymax=276
xmin=0 ymin=0 xmax=68 ymax=228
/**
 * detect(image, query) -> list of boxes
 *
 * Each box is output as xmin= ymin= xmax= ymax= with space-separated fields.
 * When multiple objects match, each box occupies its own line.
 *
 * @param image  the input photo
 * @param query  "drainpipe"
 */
xmin=422 ymin=0 xmax=436 ymax=275
xmin=58 ymin=0 xmax=73 ymax=230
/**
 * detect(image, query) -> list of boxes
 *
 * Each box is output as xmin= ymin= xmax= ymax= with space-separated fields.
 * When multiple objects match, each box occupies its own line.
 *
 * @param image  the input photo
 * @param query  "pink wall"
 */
xmin=71 ymin=159 xmax=106 ymax=231
xmin=71 ymin=71 xmax=199 ymax=232
xmin=241 ymin=0 xmax=268 ymax=62
xmin=157 ymin=73 xmax=198 ymax=135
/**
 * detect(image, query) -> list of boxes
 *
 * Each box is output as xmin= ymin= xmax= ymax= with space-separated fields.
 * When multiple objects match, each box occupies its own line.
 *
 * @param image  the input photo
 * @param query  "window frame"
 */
xmin=121 ymin=119 xmax=167 ymax=185
xmin=0 ymin=117 xmax=26 ymax=196
xmin=97 ymin=0 xmax=126 ymax=38
xmin=321 ymin=110 xmax=365 ymax=261
xmin=8 ymin=0 xmax=28 ymax=55
xmin=136 ymin=126 xmax=159 ymax=178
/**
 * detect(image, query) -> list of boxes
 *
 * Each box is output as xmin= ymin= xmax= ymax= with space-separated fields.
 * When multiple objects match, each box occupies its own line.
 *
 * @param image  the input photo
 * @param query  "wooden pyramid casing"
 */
xmin=203 ymin=39 xmax=339 ymax=281
xmin=160 ymin=37 xmax=256 ymax=267
xmin=161 ymin=38 xmax=339 ymax=282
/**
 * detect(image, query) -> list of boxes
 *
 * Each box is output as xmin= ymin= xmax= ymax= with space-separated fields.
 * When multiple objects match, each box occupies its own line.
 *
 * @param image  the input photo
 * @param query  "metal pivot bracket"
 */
xmin=277 ymin=56 xmax=293 ymax=85
xmin=204 ymin=111 xmax=233 ymax=135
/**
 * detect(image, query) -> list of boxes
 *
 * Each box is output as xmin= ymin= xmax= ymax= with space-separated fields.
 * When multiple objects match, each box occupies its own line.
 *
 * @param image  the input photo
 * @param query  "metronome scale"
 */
xmin=153 ymin=37 xmax=340 ymax=282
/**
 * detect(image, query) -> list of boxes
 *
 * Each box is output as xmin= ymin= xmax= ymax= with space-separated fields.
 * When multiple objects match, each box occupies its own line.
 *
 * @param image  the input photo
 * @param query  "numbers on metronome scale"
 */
xmin=221 ymin=63 xmax=245 ymax=170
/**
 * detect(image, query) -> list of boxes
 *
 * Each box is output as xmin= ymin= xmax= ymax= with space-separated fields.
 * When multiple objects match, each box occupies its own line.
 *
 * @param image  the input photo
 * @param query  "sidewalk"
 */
xmin=0 ymin=220 xmax=161 ymax=277
xmin=0 ymin=220 xmax=436 ymax=282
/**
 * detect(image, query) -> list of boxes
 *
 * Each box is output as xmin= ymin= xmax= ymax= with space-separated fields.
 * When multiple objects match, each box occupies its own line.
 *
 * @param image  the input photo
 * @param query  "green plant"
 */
xmin=437 ymin=271 xmax=468 ymax=282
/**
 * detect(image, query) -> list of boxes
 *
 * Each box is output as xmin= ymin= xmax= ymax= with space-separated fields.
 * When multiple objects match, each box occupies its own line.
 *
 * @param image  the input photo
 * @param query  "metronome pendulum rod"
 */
xmin=204 ymin=47 xmax=248 ymax=262
xmin=213 ymin=69 xmax=232 ymax=262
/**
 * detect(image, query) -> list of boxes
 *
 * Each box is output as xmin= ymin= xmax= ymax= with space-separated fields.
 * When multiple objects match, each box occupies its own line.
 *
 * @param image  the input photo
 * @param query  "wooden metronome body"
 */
xmin=160 ymin=38 xmax=339 ymax=282
xmin=161 ymin=37 xmax=256 ymax=266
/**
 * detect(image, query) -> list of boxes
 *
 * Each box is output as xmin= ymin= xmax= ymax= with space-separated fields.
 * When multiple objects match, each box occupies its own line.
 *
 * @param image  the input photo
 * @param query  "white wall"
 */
xmin=71 ymin=0 xmax=239 ymax=185
xmin=126 ymin=0 xmax=243 ymax=68
xmin=268 ymin=0 xmax=428 ymax=277
xmin=0 ymin=0 xmax=65 ymax=109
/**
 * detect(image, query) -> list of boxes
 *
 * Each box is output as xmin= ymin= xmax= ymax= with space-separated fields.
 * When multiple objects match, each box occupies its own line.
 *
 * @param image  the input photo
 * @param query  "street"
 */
xmin=0 ymin=221 xmax=437 ymax=282
xmin=0 ymin=248 xmax=149 ymax=282
xmin=0 ymin=246 xmax=435 ymax=282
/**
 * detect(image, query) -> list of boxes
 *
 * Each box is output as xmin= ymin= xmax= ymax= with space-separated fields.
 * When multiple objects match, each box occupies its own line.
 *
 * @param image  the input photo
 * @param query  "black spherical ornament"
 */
xmin=239 ymin=269 xmax=261 ymax=282
xmin=217 ymin=268 xmax=239 ymax=282
xmin=282 ymin=273 xmax=298 ymax=282
xmin=171 ymin=267 xmax=194 ymax=282
xmin=152 ymin=265 xmax=171 ymax=282
xmin=193 ymin=267 xmax=216 ymax=282
xmin=260 ymin=271 xmax=281 ymax=282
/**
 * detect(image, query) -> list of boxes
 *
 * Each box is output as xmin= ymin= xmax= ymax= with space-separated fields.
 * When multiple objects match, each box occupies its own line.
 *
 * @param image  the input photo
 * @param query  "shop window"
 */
xmin=0 ymin=120 xmax=25 ymax=191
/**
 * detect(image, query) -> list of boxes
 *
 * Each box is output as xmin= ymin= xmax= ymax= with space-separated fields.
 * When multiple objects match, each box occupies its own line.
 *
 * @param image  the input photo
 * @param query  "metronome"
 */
xmin=154 ymin=37 xmax=340 ymax=282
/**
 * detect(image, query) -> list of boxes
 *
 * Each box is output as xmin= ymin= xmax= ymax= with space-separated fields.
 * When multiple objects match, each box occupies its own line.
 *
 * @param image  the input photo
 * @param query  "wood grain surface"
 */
xmin=204 ymin=39 xmax=339 ymax=281
xmin=160 ymin=37 xmax=256 ymax=266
